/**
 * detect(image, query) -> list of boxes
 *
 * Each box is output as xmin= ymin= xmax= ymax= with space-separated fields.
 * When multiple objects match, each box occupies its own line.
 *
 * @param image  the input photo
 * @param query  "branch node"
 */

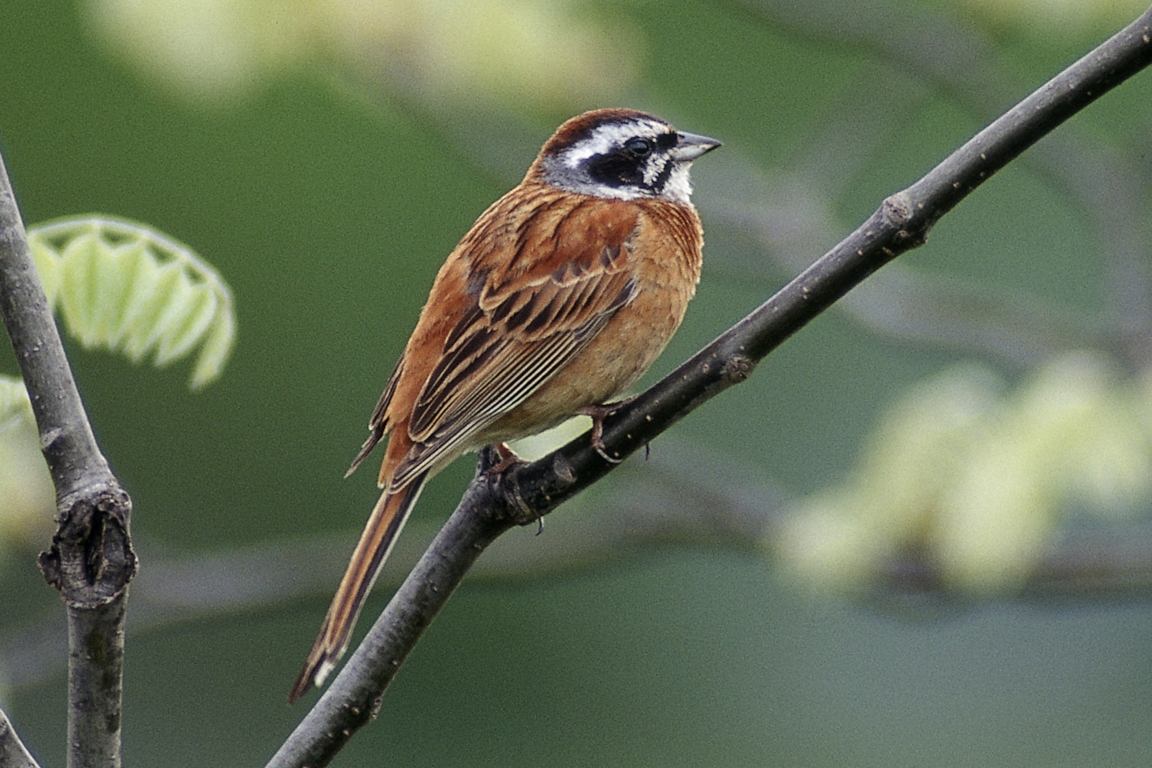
xmin=551 ymin=452 xmax=576 ymax=485
xmin=39 ymin=483 xmax=137 ymax=608
xmin=496 ymin=466 xmax=539 ymax=527
xmin=40 ymin=426 xmax=63 ymax=451
xmin=880 ymin=191 xmax=913 ymax=227
xmin=721 ymin=354 xmax=755 ymax=384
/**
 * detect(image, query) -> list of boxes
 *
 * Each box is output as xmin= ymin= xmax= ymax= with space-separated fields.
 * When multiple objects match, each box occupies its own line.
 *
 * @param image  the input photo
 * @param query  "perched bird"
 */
xmin=290 ymin=108 xmax=719 ymax=702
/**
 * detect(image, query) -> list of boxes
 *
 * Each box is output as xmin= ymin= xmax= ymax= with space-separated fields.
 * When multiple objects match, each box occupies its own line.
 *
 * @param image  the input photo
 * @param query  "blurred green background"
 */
xmin=4 ymin=0 xmax=1152 ymax=765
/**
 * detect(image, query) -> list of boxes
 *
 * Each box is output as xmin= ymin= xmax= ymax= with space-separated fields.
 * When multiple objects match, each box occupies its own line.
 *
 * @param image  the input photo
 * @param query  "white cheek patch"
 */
xmin=661 ymin=165 xmax=694 ymax=205
xmin=562 ymin=119 xmax=668 ymax=169
xmin=641 ymin=157 xmax=664 ymax=188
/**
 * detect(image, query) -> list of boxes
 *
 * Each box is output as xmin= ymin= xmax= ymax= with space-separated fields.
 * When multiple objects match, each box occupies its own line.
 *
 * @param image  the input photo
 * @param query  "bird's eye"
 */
xmin=624 ymin=137 xmax=653 ymax=157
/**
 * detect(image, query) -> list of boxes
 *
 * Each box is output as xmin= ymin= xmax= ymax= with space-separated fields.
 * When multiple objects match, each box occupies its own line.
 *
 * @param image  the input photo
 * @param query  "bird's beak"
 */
xmin=671 ymin=131 xmax=722 ymax=161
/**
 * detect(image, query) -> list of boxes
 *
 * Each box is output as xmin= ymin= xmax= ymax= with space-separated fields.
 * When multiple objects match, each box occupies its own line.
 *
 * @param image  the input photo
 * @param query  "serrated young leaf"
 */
xmin=0 ymin=376 xmax=33 ymax=434
xmin=108 ymin=241 xmax=161 ymax=350
xmin=120 ymin=261 xmax=187 ymax=363
xmin=27 ymin=215 xmax=236 ymax=389
xmin=28 ymin=239 xmax=62 ymax=308
xmin=90 ymin=240 xmax=137 ymax=345
xmin=146 ymin=265 xmax=198 ymax=367
xmin=189 ymin=308 xmax=235 ymax=390
xmin=156 ymin=283 xmax=218 ymax=365
xmin=57 ymin=233 xmax=104 ymax=348
xmin=129 ymin=262 xmax=189 ymax=363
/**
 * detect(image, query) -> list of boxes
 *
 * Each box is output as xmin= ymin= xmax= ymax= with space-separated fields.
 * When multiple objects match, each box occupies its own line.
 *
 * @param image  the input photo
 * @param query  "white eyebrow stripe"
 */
xmin=562 ymin=119 xmax=669 ymax=168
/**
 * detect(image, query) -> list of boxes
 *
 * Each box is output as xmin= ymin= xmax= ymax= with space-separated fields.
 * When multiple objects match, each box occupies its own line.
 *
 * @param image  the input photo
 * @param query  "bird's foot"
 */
xmin=480 ymin=443 xmax=542 ymax=531
xmin=578 ymin=396 xmax=639 ymax=464
xmin=487 ymin=442 xmax=528 ymax=475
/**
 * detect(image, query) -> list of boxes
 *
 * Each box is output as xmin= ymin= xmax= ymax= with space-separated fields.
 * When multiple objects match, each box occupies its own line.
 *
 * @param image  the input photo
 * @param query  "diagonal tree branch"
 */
xmin=270 ymin=8 xmax=1152 ymax=766
xmin=0 ymin=156 xmax=135 ymax=766
xmin=0 ymin=706 xmax=41 ymax=768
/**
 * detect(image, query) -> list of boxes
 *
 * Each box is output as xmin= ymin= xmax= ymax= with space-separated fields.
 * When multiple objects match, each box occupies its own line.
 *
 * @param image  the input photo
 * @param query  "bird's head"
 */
xmin=532 ymin=108 xmax=721 ymax=205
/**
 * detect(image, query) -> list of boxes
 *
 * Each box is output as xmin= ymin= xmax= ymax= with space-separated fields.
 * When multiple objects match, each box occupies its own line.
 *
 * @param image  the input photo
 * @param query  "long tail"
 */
xmin=289 ymin=475 xmax=428 ymax=703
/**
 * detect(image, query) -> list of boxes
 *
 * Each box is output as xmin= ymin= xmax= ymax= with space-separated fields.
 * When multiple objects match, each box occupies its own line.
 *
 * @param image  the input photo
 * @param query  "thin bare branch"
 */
xmin=0 ymin=154 xmax=135 ymax=767
xmin=716 ymin=0 xmax=1152 ymax=367
xmin=0 ymin=707 xmax=42 ymax=768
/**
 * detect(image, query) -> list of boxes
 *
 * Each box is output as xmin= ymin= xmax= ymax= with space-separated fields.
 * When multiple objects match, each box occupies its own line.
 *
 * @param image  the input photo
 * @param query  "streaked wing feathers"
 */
xmin=390 ymin=207 xmax=640 ymax=490
xmin=347 ymin=356 xmax=404 ymax=476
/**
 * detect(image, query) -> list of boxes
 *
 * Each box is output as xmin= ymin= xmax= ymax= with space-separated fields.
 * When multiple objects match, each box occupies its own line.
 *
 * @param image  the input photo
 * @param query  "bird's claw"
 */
xmin=579 ymin=400 xmax=637 ymax=464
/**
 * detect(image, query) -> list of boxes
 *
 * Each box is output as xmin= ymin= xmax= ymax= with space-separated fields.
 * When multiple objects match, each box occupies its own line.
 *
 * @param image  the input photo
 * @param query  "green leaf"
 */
xmin=28 ymin=238 xmax=62 ymax=307
xmin=108 ymin=240 xmax=159 ymax=349
xmin=120 ymin=260 xmax=185 ymax=363
xmin=57 ymin=232 xmax=104 ymax=348
xmin=0 ymin=375 xmax=34 ymax=434
xmin=156 ymin=278 xmax=218 ymax=366
xmin=190 ymin=307 xmax=235 ymax=391
xmin=26 ymin=215 xmax=236 ymax=389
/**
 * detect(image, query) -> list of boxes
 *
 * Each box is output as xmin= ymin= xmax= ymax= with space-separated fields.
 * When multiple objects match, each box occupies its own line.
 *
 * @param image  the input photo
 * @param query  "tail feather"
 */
xmin=289 ymin=475 xmax=428 ymax=703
